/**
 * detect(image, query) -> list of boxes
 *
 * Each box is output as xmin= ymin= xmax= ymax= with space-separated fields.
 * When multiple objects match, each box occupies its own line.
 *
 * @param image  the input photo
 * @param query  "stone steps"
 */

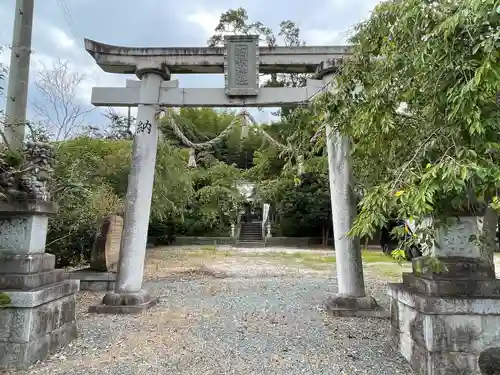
xmin=239 ymin=223 xmax=264 ymax=242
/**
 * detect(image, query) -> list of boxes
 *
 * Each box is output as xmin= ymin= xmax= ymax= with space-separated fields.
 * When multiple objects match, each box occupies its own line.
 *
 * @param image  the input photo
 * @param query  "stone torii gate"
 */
xmin=84 ymin=35 xmax=382 ymax=316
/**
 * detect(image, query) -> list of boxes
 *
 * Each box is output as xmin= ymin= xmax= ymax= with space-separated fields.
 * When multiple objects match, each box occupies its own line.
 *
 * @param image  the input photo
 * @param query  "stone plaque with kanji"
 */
xmin=90 ymin=215 xmax=123 ymax=272
xmin=224 ymin=35 xmax=259 ymax=97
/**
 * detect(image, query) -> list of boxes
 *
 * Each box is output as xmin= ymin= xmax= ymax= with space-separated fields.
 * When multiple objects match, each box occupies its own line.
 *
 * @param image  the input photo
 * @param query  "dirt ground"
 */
xmin=4 ymin=247 xmax=415 ymax=375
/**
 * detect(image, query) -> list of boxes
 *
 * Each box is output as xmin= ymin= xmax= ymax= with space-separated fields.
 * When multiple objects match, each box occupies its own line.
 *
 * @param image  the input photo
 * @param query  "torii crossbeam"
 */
xmin=84 ymin=37 xmax=351 ymax=75
xmin=86 ymin=36 xmax=348 ymax=108
xmin=92 ymin=79 xmax=326 ymax=107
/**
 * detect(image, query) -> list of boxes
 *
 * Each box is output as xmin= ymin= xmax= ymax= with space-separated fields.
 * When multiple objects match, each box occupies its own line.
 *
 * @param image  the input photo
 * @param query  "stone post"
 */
xmin=89 ymin=64 xmax=169 ymax=314
xmin=230 ymin=223 xmax=236 ymax=238
xmin=316 ymin=59 xmax=386 ymax=318
xmin=389 ymin=212 xmax=500 ymax=374
xmin=4 ymin=0 xmax=34 ymax=150
xmin=66 ymin=215 xmax=123 ymax=292
xmin=0 ymin=200 xmax=80 ymax=369
xmin=266 ymin=223 xmax=272 ymax=238
xmin=297 ymin=154 xmax=304 ymax=175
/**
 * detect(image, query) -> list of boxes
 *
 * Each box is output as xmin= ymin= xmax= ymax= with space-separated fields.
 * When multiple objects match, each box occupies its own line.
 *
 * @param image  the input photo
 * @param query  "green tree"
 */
xmin=248 ymin=113 xmax=332 ymax=240
xmin=161 ymin=107 xmax=269 ymax=170
xmin=182 ymin=162 xmax=244 ymax=236
xmin=148 ymin=141 xmax=193 ymax=242
xmin=254 ymin=155 xmax=332 ymax=240
xmin=48 ymin=136 xmax=194 ymax=264
xmin=48 ymin=137 xmax=127 ymax=266
xmin=54 ymin=136 xmax=131 ymax=196
xmin=297 ymin=0 xmax=500 ymax=258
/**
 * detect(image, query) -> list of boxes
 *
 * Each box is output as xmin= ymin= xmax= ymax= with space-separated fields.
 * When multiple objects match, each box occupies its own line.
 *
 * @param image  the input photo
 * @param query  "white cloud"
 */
xmin=1 ymin=18 xmax=135 ymax=120
xmin=0 ymin=49 xmax=9 ymax=67
xmin=303 ymin=29 xmax=348 ymax=45
xmin=186 ymin=10 xmax=221 ymax=37
xmin=47 ymin=26 xmax=76 ymax=50
xmin=185 ymin=7 xmax=353 ymax=47
xmin=185 ymin=8 xmax=279 ymax=47
xmin=1 ymin=0 xmax=387 ymax=126
xmin=327 ymin=0 xmax=350 ymax=11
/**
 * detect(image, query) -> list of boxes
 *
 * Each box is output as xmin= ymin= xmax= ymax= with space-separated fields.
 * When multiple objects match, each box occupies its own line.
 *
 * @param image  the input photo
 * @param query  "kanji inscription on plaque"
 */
xmin=234 ymin=44 xmax=249 ymax=86
xmin=224 ymin=35 xmax=259 ymax=97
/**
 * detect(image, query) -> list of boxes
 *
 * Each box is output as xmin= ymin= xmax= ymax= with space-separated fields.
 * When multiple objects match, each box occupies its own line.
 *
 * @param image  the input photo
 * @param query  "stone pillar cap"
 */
xmin=0 ymin=199 xmax=58 ymax=216
xmin=135 ymin=62 xmax=170 ymax=80
xmin=315 ymin=57 xmax=345 ymax=79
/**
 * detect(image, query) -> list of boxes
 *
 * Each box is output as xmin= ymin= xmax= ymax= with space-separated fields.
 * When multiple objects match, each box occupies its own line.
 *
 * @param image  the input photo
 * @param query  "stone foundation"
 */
xmin=325 ymin=295 xmax=389 ymax=318
xmin=0 ymin=271 xmax=80 ymax=369
xmin=0 ymin=201 xmax=80 ymax=369
xmin=389 ymin=256 xmax=500 ymax=374
xmin=88 ymin=289 xmax=157 ymax=314
xmin=0 ymin=293 xmax=78 ymax=368
xmin=389 ymin=282 xmax=500 ymax=374
xmin=66 ymin=268 xmax=116 ymax=292
xmin=389 ymin=215 xmax=500 ymax=374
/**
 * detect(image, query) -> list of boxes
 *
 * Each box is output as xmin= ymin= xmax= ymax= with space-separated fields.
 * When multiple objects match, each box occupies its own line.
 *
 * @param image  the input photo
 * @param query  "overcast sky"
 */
xmin=0 ymin=0 xmax=381 ymax=128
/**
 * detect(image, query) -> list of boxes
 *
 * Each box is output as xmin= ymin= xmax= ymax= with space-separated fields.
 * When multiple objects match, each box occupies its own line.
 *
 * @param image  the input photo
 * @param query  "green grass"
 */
xmin=244 ymin=249 xmax=399 ymax=264
xmin=163 ymin=246 xmax=404 ymax=272
xmin=179 ymin=246 xmax=233 ymax=259
xmin=262 ymin=249 xmax=408 ymax=274
xmin=262 ymin=253 xmax=336 ymax=270
xmin=246 ymin=251 xmax=335 ymax=262
xmin=360 ymin=249 xmax=400 ymax=263
xmin=151 ymin=245 xmax=413 ymax=281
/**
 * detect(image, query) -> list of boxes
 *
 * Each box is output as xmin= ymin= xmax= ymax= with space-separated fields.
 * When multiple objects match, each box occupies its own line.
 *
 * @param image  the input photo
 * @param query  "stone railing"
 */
xmin=262 ymin=203 xmax=270 ymax=242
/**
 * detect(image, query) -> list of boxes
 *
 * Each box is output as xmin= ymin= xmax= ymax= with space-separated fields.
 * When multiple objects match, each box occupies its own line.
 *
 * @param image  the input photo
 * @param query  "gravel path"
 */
xmin=6 ymin=254 xmax=414 ymax=375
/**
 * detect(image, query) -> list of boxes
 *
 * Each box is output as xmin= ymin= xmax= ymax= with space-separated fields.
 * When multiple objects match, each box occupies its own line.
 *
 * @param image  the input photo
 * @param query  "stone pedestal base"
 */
xmin=389 ymin=280 xmax=500 ymax=374
xmin=88 ymin=289 xmax=157 ymax=314
xmin=0 ymin=201 xmax=80 ymax=369
xmin=66 ymin=268 xmax=116 ymax=292
xmin=325 ymin=295 xmax=389 ymax=318
xmin=0 ymin=277 xmax=80 ymax=369
xmin=0 ymin=252 xmax=80 ymax=369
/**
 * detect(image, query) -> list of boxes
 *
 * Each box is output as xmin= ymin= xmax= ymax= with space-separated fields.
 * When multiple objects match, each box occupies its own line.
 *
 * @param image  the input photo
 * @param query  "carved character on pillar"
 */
xmin=136 ymin=120 xmax=152 ymax=134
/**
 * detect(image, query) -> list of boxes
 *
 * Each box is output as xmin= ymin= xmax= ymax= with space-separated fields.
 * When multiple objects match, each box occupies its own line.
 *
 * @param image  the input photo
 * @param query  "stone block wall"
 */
xmin=158 ymin=235 xmax=381 ymax=248
xmin=0 ymin=275 xmax=79 ymax=368
xmin=389 ymin=283 xmax=500 ymax=374
xmin=0 ymin=201 xmax=80 ymax=369
xmin=388 ymin=215 xmax=500 ymax=374
xmin=265 ymin=237 xmax=323 ymax=247
xmin=170 ymin=236 xmax=235 ymax=246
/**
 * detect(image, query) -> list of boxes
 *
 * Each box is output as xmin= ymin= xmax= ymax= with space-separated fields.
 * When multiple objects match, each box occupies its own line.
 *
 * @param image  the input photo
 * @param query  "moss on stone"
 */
xmin=0 ymin=292 xmax=11 ymax=306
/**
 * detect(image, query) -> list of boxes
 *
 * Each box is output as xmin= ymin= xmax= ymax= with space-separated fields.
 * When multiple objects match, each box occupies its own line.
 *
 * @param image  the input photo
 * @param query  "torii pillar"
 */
xmin=89 ymin=62 xmax=170 ymax=314
xmin=316 ymin=59 xmax=386 ymax=318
